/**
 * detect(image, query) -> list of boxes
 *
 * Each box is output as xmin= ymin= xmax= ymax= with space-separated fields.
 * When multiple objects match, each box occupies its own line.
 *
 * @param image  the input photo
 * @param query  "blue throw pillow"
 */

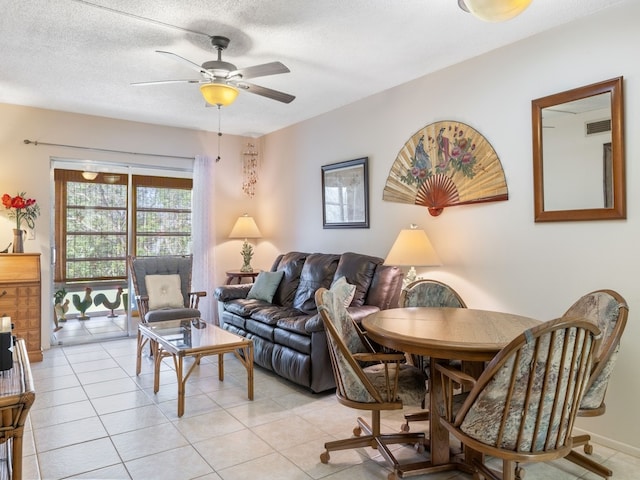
xmin=246 ymin=270 xmax=285 ymax=303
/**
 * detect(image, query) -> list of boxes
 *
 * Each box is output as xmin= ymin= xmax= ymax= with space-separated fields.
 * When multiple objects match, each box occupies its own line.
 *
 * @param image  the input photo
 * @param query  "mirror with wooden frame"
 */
xmin=532 ymin=77 xmax=625 ymax=222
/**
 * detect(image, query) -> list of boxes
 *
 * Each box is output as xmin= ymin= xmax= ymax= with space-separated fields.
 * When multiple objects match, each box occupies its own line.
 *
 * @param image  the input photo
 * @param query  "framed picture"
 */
xmin=321 ymin=157 xmax=369 ymax=229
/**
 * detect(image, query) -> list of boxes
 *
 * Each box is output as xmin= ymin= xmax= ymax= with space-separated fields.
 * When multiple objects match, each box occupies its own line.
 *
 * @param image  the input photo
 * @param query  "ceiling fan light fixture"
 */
xmin=200 ymin=83 xmax=239 ymax=106
xmin=458 ymin=0 xmax=532 ymax=22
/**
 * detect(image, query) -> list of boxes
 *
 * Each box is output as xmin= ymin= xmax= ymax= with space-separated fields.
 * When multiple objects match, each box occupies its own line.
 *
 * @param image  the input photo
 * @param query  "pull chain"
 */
xmin=216 ymin=105 xmax=222 ymax=162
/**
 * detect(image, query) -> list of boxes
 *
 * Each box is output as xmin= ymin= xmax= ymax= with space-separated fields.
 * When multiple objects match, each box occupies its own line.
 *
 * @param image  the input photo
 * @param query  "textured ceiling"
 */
xmin=0 ymin=0 xmax=628 ymax=137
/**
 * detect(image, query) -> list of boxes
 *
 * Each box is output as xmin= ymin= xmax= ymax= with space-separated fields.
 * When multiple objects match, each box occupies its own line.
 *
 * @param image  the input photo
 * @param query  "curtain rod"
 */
xmin=23 ymin=139 xmax=195 ymax=161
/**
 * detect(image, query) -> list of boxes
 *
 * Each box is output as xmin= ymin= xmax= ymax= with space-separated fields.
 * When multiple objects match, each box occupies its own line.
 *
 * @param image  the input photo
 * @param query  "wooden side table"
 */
xmin=225 ymin=271 xmax=259 ymax=285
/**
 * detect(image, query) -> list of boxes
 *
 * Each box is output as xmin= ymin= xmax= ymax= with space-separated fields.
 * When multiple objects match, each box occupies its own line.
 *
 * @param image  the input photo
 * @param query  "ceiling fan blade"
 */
xmin=156 ymin=50 xmax=213 ymax=79
xmin=230 ymin=61 xmax=290 ymax=80
xmin=131 ymin=79 xmax=202 ymax=86
xmin=237 ymin=82 xmax=295 ymax=104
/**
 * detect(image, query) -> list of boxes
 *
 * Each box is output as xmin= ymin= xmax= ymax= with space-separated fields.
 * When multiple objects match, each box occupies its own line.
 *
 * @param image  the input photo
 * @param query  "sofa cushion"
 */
xmin=245 ymin=318 xmax=276 ymax=341
xmin=333 ymin=252 xmax=382 ymax=307
xmin=293 ymin=253 xmax=340 ymax=314
xmin=271 ymin=252 xmax=308 ymax=307
xmin=252 ymin=305 xmax=305 ymax=326
xmin=224 ymin=298 xmax=271 ymax=317
xmin=276 ymin=314 xmax=315 ymax=335
xmin=247 ymin=270 xmax=284 ymax=303
xmin=274 ymin=328 xmax=312 ymax=354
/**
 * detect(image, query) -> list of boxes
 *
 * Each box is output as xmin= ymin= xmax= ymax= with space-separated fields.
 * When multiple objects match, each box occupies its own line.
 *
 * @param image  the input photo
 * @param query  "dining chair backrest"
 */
xmin=400 ymin=279 xmax=466 ymax=308
xmin=563 ymin=289 xmax=628 ymax=413
xmin=451 ymin=316 xmax=600 ymax=455
xmin=315 ymin=287 xmax=383 ymax=404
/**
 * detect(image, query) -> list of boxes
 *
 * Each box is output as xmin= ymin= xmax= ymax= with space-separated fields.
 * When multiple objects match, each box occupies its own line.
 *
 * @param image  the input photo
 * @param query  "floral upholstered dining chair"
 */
xmin=562 ymin=289 xmax=628 ymax=479
xmin=437 ymin=316 xmax=600 ymax=480
xmin=315 ymin=284 xmax=429 ymax=480
xmin=400 ymin=279 xmax=467 ymax=432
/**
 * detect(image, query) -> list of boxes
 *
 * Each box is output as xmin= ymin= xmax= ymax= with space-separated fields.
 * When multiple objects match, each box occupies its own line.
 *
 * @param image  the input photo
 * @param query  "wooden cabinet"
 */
xmin=0 ymin=254 xmax=42 ymax=362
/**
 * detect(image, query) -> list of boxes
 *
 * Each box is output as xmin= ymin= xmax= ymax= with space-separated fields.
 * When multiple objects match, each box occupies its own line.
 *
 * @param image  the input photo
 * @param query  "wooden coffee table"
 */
xmin=136 ymin=318 xmax=254 ymax=417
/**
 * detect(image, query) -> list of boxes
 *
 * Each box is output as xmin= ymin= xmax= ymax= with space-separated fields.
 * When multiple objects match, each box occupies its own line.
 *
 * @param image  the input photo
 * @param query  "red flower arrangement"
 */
xmin=2 ymin=192 xmax=41 ymax=230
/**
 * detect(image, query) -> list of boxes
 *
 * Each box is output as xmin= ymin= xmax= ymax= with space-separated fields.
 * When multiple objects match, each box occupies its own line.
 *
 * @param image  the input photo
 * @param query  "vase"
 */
xmin=12 ymin=229 xmax=25 ymax=253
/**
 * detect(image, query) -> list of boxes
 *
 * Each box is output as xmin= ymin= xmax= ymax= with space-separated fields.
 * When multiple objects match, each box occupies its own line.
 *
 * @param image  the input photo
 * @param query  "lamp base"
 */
xmin=402 ymin=266 xmax=421 ymax=289
xmin=240 ymin=263 xmax=254 ymax=273
xmin=240 ymin=240 xmax=254 ymax=272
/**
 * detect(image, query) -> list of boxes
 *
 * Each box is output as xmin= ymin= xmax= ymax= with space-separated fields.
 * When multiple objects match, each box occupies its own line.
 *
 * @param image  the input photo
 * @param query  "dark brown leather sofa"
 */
xmin=214 ymin=251 xmax=403 ymax=393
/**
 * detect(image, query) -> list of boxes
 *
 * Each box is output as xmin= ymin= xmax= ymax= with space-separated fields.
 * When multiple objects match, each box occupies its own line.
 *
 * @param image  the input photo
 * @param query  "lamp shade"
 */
xmin=384 ymin=225 xmax=442 ymax=267
xmin=200 ymin=83 xmax=239 ymax=106
xmin=229 ymin=214 xmax=262 ymax=239
xmin=458 ymin=0 xmax=532 ymax=22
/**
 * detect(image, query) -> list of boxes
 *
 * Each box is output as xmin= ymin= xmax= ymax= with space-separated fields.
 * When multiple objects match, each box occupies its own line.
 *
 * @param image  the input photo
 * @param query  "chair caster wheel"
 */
xmin=584 ymin=443 xmax=593 ymax=455
xmin=320 ymin=451 xmax=330 ymax=464
xmin=353 ymin=426 xmax=362 ymax=436
xmin=415 ymin=442 xmax=425 ymax=454
xmin=388 ymin=472 xmax=397 ymax=480
xmin=515 ymin=465 xmax=525 ymax=479
xmin=400 ymin=423 xmax=410 ymax=432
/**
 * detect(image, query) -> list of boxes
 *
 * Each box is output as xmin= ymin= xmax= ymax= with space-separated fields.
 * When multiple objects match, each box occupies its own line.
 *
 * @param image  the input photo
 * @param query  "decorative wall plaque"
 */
xmin=383 ymin=120 xmax=508 ymax=216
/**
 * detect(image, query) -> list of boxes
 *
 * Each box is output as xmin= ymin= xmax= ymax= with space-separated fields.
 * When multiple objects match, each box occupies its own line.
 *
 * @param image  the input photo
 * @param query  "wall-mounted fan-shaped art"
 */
xmin=383 ymin=121 xmax=508 ymax=216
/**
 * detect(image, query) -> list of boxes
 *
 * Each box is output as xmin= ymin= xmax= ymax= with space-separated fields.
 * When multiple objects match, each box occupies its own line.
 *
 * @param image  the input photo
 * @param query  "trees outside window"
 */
xmin=54 ymin=170 xmax=192 ymax=283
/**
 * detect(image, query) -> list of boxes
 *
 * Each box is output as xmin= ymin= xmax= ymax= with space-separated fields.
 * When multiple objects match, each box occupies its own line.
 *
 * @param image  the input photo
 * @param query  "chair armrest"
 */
xmin=189 ymin=291 xmax=207 ymax=297
xmin=435 ymin=363 xmax=476 ymax=388
xmin=435 ymin=363 xmax=476 ymax=420
xmin=134 ymin=294 xmax=150 ymax=321
xmin=188 ymin=291 xmax=207 ymax=309
xmin=353 ymin=352 xmax=406 ymax=363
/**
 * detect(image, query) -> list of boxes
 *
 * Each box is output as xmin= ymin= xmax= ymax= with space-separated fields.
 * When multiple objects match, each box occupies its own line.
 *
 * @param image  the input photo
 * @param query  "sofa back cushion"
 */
xmin=333 ymin=252 xmax=382 ymax=307
xmin=293 ymin=253 xmax=340 ymax=313
xmin=271 ymin=252 xmax=308 ymax=307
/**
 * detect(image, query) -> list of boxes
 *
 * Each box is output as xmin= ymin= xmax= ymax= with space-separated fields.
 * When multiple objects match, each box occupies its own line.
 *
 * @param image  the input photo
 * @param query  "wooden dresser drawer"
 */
xmin=0 ymin=254 xmax=42 ymax=362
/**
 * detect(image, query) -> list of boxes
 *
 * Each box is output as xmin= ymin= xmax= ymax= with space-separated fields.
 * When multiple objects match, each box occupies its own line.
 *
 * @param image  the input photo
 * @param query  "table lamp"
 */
xmin=229 ymin=214 xmax=262 ymax=272
xmin=384 ymin=224 xmax=442 ymax=286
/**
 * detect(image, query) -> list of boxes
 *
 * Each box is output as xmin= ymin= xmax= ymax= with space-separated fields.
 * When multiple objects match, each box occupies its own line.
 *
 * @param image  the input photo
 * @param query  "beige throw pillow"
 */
xmin=145 ymin=274 xmax=184 ymax=310
xmin=330 ymin=276 xmax=356 ymax=307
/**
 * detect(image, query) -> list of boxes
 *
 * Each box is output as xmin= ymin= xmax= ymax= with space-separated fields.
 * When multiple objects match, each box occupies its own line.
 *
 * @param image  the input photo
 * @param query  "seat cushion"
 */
xmin=364 ymin=363 xmax=427 ymax=406
xmin=145 ymin=307 xmax=200 ymax=323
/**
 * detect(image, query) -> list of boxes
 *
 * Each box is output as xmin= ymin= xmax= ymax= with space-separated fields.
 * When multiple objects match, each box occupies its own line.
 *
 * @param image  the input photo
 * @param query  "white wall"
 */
xmin=260 ymin=3 xmax=640 ymax=453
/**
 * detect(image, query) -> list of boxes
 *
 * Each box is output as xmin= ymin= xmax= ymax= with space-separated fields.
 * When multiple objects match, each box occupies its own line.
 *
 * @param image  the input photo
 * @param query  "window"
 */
xmin=54 ymin=170 xmax=192 ymax=283
xmin=133 ymin=175 xmax=192 ymax=256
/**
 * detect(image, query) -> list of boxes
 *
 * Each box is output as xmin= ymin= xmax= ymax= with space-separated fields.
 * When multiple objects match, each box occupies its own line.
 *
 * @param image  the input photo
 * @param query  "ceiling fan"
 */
xmin=132 ymin=35 xmax=295 ymax=106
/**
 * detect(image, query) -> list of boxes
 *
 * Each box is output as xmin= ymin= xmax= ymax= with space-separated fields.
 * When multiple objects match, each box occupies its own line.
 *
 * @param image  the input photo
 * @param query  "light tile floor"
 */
xmin=52 ymin=314 xmax=129 ymax=346
xmin=20 ymin=337 xmax=640 ymax=479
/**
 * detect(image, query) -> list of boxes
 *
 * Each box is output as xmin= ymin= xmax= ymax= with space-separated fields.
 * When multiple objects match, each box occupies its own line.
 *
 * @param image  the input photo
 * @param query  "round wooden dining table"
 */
xmin=362 ymin=307 xmax=540 ymax=476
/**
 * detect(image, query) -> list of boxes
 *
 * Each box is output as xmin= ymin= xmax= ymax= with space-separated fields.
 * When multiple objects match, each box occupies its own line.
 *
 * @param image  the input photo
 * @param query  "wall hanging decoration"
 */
xmin=242 ymin=142 xmax=259 ymax=198
xmin=383 ymin=120 xmax=508 ymax=216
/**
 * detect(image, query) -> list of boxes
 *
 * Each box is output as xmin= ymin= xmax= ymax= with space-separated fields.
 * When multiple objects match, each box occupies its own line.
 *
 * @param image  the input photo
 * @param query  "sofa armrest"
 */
xmin=213 ymin=284 xmax=252 ymax=302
